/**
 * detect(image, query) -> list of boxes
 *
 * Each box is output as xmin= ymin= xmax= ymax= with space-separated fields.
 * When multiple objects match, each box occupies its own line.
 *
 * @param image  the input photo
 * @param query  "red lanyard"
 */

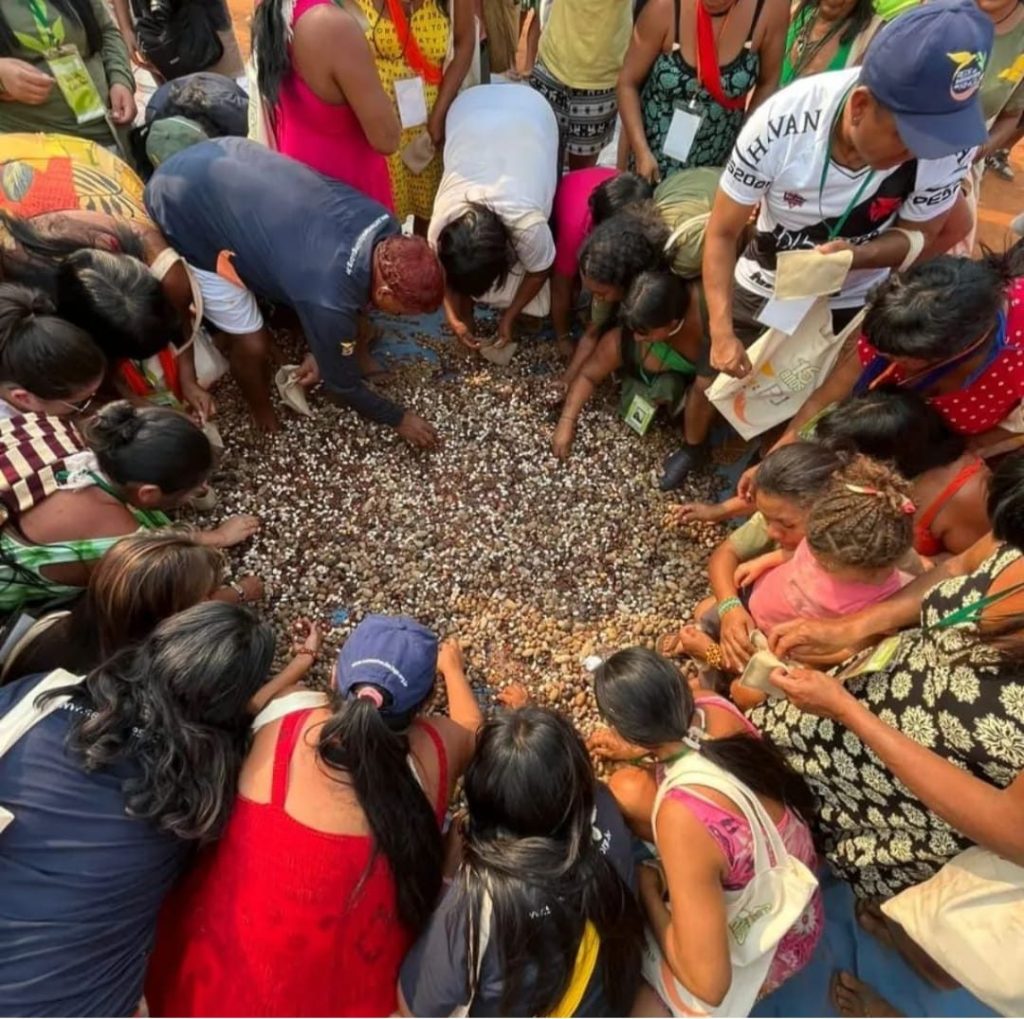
xmin=385 ymin=0 xmax=442 ymax=86
xmin=695 ymin=1 xmax=747 ymax=112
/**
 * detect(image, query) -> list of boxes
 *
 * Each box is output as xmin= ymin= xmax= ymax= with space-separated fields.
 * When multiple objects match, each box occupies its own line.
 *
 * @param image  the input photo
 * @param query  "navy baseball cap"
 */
xmin=334 ymin=615 xmax=438 ymax=715
xmin=861 ymin=0 xmax=993 ymax=160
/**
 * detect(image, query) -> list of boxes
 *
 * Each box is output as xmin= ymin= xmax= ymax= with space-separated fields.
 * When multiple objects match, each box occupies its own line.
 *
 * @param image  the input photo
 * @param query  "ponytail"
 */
xmin=595 ymin=648 xmax=816 ymax=822
xmin=252 ymin=0 xmax=293 ymax=109
xmin=316 ymin=690 xmax=443 ymax=932
xmin=0 ymin=282 xmax=106 ymax=399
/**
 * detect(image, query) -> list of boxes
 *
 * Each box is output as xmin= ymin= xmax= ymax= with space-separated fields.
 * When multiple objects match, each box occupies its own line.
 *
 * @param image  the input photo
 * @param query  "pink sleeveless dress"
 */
xmin=275 ymin=0 xmax=394 ymax=210
xmin=659 ymin=696 xmax=824 ymax=999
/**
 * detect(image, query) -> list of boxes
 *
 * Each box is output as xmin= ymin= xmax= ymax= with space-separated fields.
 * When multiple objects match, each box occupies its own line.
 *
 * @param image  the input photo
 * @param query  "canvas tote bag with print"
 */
xmin=882 ymin=847 xmax=1024 ymax=1017
xmin=643 ymin=753 xmax=819 ymax=1017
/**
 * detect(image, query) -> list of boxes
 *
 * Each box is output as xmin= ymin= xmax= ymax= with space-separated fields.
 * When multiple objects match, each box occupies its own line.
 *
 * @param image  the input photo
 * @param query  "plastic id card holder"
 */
xmin=47 ymin=45 xmax=105 ymax=124
xmin=623 ymin=393 xmax=656 ymax=435
xmin=662 ymin=100 xmax=703 ymax=164
xmin=395 ymin=76 xmax=428 ymax=129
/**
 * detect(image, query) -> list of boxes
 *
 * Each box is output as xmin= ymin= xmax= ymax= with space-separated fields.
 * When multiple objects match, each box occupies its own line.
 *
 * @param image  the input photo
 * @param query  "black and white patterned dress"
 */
xmin=751 ymin=545 xmax=1024 ymax=900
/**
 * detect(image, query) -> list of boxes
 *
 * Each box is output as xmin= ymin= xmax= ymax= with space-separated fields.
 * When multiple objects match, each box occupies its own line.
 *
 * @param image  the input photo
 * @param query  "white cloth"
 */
xmin=251 ymin=689 xmax=329 ymax=733
xmin=720 ymin=68 xmax=974 ymax=309
xmin=428 ymin=84 xmax=559 ymax=295
xmin=189 ymin=265 xmax=265 ymax=335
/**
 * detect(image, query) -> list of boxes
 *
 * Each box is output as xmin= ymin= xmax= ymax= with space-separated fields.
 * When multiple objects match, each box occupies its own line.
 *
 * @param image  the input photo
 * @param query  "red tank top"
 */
xmin=145 ymin=708 xmax=448 ymax=1017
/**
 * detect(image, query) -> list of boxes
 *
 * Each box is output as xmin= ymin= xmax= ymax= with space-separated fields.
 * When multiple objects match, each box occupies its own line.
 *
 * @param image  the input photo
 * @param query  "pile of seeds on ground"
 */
xmin=190 ymin=325 xmax=722 ymax=740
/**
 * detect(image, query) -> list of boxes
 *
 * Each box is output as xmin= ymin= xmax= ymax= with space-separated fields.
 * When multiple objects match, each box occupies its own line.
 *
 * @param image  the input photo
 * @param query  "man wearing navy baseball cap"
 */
xmin=699 ymin=0 xmax=993 ymax=387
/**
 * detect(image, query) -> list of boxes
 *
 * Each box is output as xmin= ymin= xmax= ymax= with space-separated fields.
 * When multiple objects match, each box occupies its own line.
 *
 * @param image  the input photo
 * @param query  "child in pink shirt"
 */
xmin=745 ymin=456 xmax=916 ymax=633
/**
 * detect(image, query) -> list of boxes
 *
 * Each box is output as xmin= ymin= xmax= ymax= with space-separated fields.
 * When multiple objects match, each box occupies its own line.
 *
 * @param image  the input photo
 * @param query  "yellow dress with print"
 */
xmin=352 ymin=0 xmax=448 ymax=222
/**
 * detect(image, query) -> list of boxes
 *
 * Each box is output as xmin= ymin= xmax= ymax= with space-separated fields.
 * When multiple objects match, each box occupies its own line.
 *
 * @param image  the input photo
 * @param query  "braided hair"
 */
xmin=805 ymin=455 xmax=914 ymax=571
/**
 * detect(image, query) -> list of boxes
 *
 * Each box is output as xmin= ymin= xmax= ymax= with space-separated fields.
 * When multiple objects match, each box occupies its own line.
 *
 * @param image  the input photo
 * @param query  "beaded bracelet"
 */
xmin=717 ymin=596 xmax=743 ymax=618
xmin=703 ymin=643 xmax=725 ymax=670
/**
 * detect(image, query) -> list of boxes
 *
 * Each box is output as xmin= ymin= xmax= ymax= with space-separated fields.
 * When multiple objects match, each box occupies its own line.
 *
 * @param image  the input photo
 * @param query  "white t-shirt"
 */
xmin=428 ymin=84 xmax=559 ymax=284
xmin=720 ymin=68 xmax=974 ymax=308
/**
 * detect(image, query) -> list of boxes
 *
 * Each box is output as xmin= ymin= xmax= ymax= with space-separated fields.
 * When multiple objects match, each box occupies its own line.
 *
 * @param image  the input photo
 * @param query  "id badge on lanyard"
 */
xmin=662 ymin=99 xmax=703 ymax=164
xmin=623 ymin=393 xmax=657 ymax=436
xmin=395 ymin=76 xmax=428 ymax=129
xmin=47 ymin=45 xmax=106 ymax=124
xmin=23 ymin=0 xmax=105 ymax=125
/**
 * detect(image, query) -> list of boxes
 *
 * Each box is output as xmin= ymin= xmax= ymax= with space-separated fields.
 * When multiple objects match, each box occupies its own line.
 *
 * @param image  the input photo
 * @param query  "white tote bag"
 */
xmin=0 ymin=669 xmax=84 ymax=834
xmin=882 ymin=847 xmax=1024 ymax=1017
xmin=644 ymin=754 xmax=819 ymax=1017
xmin=707 ymin=302 xmax=866 ymax=441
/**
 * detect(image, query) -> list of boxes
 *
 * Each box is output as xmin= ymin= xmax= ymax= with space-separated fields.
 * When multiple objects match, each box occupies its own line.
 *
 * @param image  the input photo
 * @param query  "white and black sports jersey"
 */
xmin=720 ymin=68 xmax=974 ymax=308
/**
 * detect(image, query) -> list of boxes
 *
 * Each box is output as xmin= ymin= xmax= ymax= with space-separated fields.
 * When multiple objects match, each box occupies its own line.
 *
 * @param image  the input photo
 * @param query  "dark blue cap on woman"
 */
xmin=334 ymin=614 xmax=438 ymax=715
xmin=860 ymin=0 xmax=993 ymax=160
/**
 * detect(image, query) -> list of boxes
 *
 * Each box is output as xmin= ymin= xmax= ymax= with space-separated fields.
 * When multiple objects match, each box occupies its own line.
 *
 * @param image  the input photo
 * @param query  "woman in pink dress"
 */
xmin=251 ymin=0 xmax=399 ymax=209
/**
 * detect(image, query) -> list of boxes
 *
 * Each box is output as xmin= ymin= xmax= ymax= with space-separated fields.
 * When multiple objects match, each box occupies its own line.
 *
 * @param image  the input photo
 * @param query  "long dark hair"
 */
xmin=315 ymin=686 xmax=443 ymax=934
xmin=454 ymin=708 xmax=643 ymax=1016
xmin=816 ymin=389 xmax=966 ymax=479
xmin=0 ymin=283 xmax=107 ymax=399
xmin=0 ymin=213 xmax=181 ymax=360
xmin=754 ymin=441 xmax=845 ymax=508
xmin=594 ymin=649 xmax=816 ymax=821
xmin=0 ymin=0 xmax=101 ymax=56
xmin=86 ymin=400 xmax=213 ymax=496
xmin=579 ymin=205 xmax=670 ymax=289
xmin=864 ymin=237 xmax=1024 ymax=361
xmin=252 ymin=0 xmax=291 ymax=109
xmin=39 ymin=602 xmax=275 ymax=841
xmin=793 ymin=0 xmax=874 ymax=45
xmin=436 ymin=203 xmax=514 ymax=298
xmin=589 ymin=172 xmax=654 ymax=227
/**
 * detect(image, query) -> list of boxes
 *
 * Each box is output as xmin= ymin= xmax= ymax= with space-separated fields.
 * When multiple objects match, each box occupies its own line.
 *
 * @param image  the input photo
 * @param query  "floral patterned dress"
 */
xmin=751 ymin=545 xmax=1024 ymax=900
xmin=639 ymin=0 xmax=765 ymax=179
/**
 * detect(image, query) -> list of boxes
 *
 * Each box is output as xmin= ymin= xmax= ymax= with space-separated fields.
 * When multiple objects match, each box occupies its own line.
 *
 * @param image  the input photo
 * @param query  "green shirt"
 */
xmin=0 ymin=0 xmax=134 ymax=143
xmin=981 ymin=21 xmax=1024 ymax=125
xmin=727 ymin=511 xmax=776 ymax=562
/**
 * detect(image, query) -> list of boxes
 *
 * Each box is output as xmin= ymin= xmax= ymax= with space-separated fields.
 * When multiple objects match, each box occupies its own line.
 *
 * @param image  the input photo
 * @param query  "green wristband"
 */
xmin=717 ymin=596 xmax=743 ymax=618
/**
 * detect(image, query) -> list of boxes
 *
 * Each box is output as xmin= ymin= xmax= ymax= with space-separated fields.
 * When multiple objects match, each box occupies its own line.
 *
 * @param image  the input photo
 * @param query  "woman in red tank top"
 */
xmin=145 ymin=616 xmax=481 ymax=1018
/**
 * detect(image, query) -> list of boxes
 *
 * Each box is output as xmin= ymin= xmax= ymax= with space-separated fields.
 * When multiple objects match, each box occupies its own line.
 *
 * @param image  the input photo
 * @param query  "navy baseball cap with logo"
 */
xmin=334 ymin=614 xmax=438 ymax=715
xmin=861 ymin=0 xmax=993 ymax=160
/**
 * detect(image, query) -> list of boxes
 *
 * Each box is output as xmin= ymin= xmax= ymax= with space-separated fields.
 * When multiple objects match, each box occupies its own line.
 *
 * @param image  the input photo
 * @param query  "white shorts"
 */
xmin=189 ymin=265 xmax=264 ymax=335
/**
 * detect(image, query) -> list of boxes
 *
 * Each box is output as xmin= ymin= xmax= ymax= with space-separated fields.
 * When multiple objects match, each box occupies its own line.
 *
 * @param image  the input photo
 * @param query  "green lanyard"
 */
xmin=818 ymin=88 xmax=877 ymax=241
xmin=928 ymin=579 xmax=1024 ymax=631
xmin=24 ymin=0 xmax=59 ymax=50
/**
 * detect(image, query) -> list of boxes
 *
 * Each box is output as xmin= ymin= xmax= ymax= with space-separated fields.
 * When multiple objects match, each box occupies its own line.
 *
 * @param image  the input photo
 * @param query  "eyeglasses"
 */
xmin=57 ymin=394 xmax=96 ymax=414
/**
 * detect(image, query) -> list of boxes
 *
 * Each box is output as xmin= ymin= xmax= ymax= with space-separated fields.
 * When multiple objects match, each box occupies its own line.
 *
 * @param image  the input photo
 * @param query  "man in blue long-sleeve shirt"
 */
xmin=146 ymin=137 xmax=443 ymax=445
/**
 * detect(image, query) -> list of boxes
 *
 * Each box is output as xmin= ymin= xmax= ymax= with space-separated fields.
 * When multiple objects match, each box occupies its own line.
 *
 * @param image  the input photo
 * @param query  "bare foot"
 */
xmin=854 ymin=901 xmax=897 ymax=952
xmin=251 ymin=404 xmax=281 ymax=433
xmin=831 ymin=972 xmax=903 ymax=1018
xmin=856 ymin=900 xmax=960 ymax=990
xmin=556 ymin=335 xmax=574 ymax=359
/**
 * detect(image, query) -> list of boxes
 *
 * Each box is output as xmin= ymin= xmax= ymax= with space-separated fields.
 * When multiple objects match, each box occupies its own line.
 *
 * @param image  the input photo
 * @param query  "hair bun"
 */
xmin=0 ymin=282 xmax=56 ymax=322
xmin=87 ymin=400 xmax=144 ymax=450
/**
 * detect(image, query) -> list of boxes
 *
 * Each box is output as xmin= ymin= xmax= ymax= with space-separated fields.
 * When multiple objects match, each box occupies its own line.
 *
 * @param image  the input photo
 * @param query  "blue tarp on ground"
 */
xmin=753 ymin=870 xmax=996 ymax=1018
